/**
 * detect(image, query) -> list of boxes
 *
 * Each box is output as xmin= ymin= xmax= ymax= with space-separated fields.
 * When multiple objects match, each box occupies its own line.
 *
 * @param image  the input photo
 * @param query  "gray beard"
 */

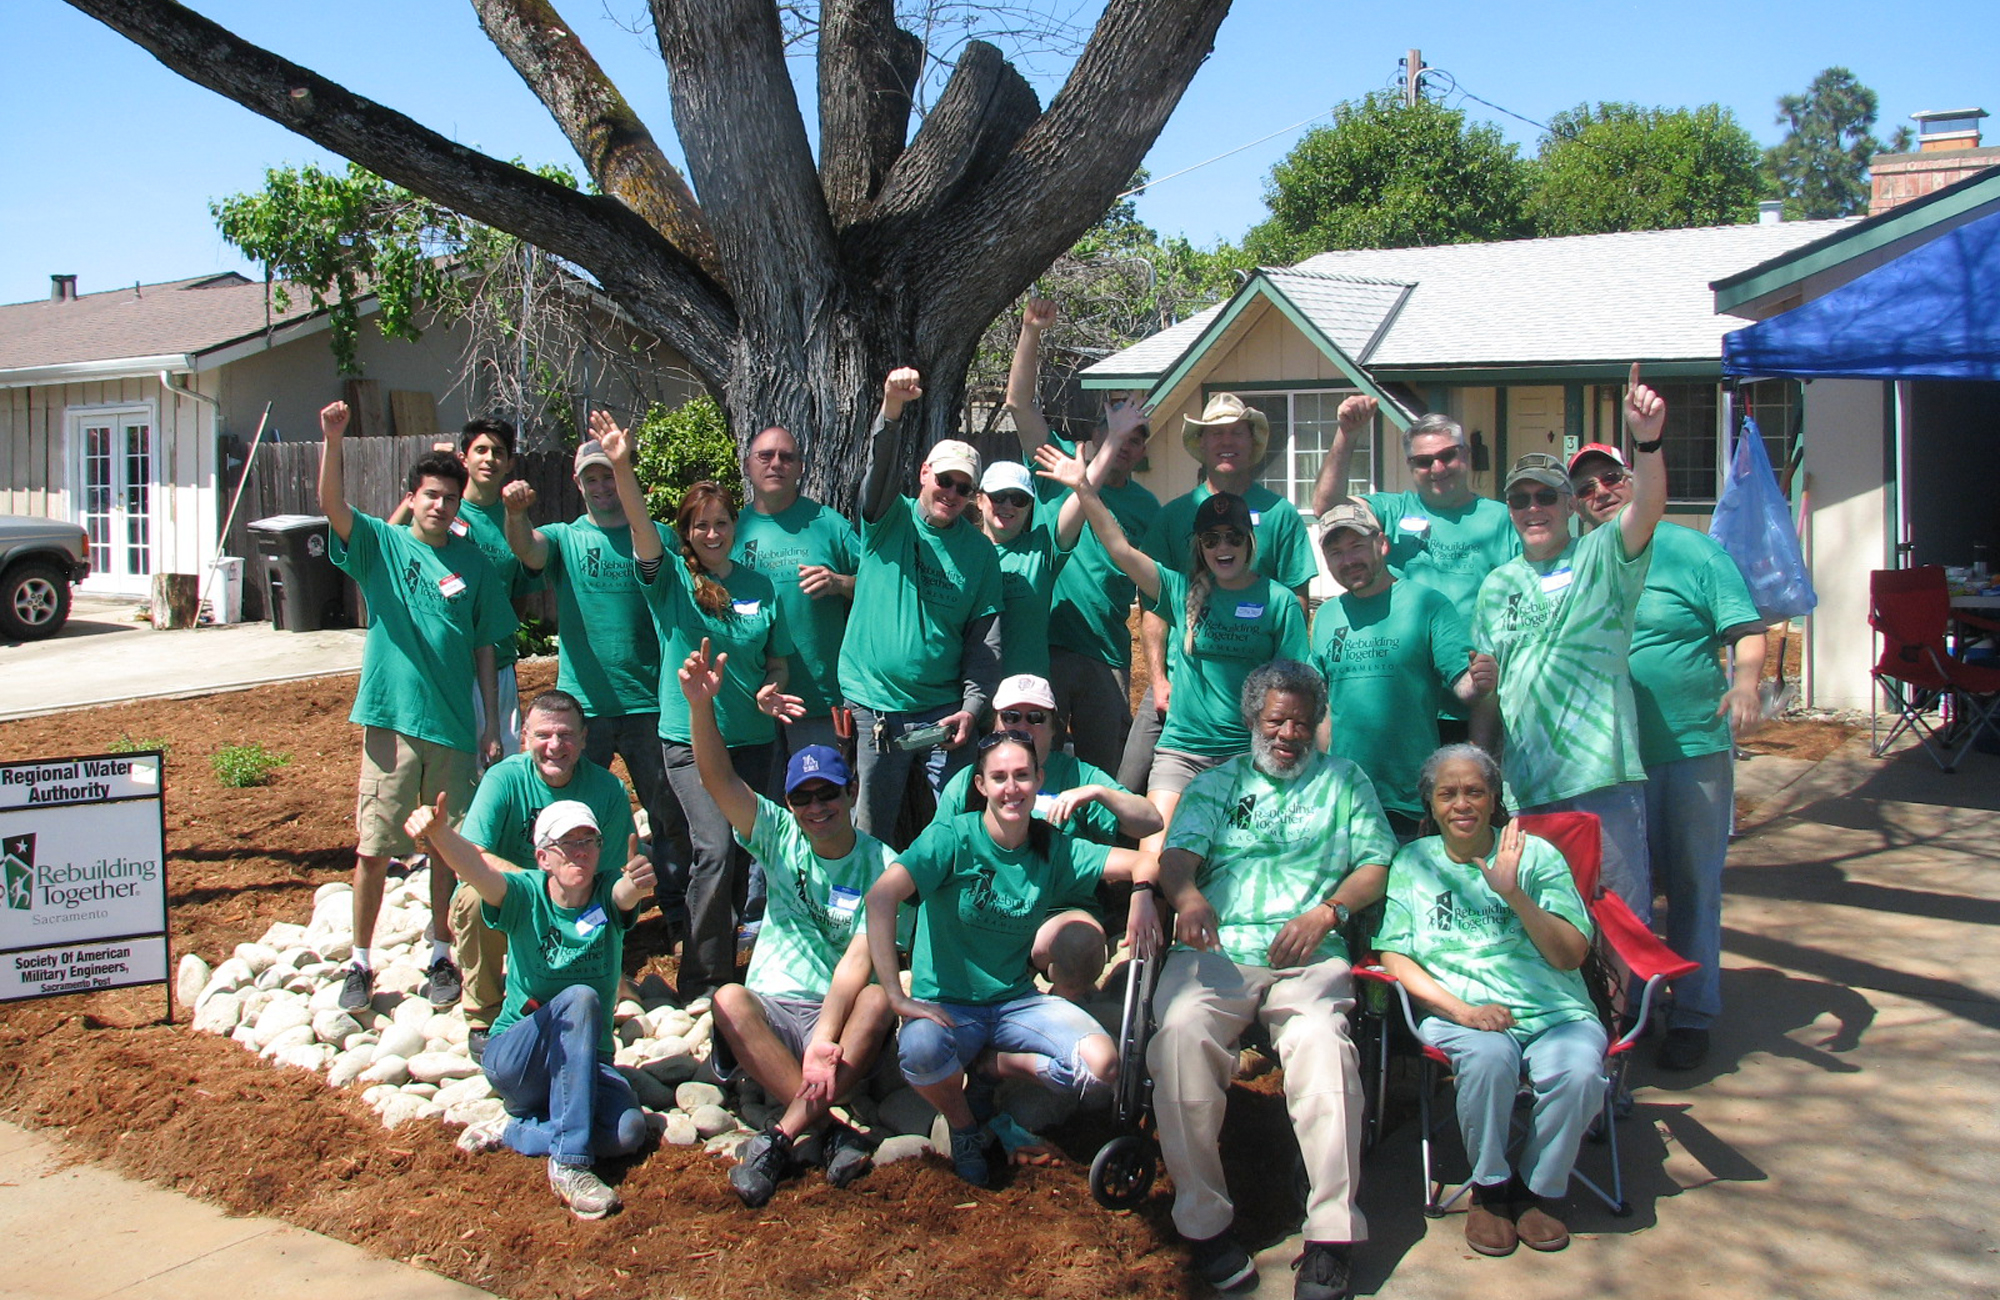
xmin=1250 ymin=733 xmax=1309 ymax=780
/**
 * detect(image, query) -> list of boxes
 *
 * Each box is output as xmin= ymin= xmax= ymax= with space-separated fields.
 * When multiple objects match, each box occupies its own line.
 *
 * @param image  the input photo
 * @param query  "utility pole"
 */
xmin=1403 ymin=48 xmax=1424 ymax=107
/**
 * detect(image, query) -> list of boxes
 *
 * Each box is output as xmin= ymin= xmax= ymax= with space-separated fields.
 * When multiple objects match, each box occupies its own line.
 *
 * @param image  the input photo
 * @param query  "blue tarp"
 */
xmin=1722 ymin=207 xmax=2000 ymax=380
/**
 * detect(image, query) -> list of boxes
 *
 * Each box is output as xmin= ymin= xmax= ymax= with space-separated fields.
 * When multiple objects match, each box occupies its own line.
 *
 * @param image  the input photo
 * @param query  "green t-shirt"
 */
xmin=638 ymin=558 xmax=794 ymax=746
xmin=453 ymin=496 xmax=541 ymax=669
xmin=331 ymin=511 xmax=516 ymax=752
xmin=1155 ymin=564 xmax=1310 ymax=757
xmin=995 ymin=517 xmax=1071 ymax=679
xmin=461 ymin=753 xmax=636 ymax=871
xmin=1375 ymin=834 xmax=1599 ymax=1042
xmin=737 ymin=794 xmax=898 ymax=1001
xmin=1143 ymin=483 xmax=1318 ymax=593
xmin=900 ymin=812 xmax=1110 ymax=1005
xmin=932 ymin=749 xmax=1125 ymax=845
xmin=1473 ymin=516 xmax=1652 ymax=808
xmin=482 ymin=867 xmax=634 ymax=1056
xmin=733 ymin=496 xmax=859 ymax=720
xmin=1166 ymin=752 xmax=1396 ymax=968
xmin=1363 ymin=490 xmax=1521 ymax=611
xmin=1630 ymin=523 xmax=1763 ymax=767
xmin=1034 ymin=437 xmax=1162 ymax=669
xmin=1309 ymin=580 xmax=1474 ymax=816
xmin=538 ymin=517 xmax=667 ymax=719
xmin=837 ymin=497 xmax=1005 ymax=713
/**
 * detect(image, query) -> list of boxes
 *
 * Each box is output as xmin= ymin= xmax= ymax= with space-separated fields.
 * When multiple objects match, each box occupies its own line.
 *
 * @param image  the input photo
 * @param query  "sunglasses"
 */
xmin=934 ymin=476 xmax=975 ymax=498
xmin=1572 ymin=467 xmax=1629 ymax=496
xmin=1407 ymin=445 xmax=1463 ymax=471
xmin=1506 ymin=488 xmax=1564 ymax=509
xmin=785 ymin=783 xmax=843 ymax=809
xmin=987 ymin=491 xmax=1033 ymax=509
xmin=999 ymin=709 xmax=1048 ymax=726
xmin=977 ymin=728 xmax=1036 ymax=753
xmin=1198 ymin=528 xmax=1248 ymax=549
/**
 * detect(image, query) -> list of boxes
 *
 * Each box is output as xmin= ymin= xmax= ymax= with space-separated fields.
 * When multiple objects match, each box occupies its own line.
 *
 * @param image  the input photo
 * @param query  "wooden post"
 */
xmin=150 ymin=573 xmax=201 ymax=629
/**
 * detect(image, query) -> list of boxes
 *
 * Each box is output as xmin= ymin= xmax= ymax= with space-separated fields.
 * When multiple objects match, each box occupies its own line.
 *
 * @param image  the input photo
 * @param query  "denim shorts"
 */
xmin=897 ymin=992 xmax=1110 ymax=1097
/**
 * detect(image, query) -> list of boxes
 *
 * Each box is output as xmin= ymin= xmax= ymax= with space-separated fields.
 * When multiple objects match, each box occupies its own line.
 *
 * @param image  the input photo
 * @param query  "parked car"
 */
xmin=0 ymin=515 xmax=91 ymax=640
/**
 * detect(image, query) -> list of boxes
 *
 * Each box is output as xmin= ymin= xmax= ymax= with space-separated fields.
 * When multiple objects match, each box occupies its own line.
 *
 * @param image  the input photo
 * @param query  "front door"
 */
xmin=70 ymin=406 xmax=155 ymax=593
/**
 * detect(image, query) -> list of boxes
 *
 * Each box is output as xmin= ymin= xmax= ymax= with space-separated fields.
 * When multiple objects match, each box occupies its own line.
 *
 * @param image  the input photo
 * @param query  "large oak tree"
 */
xmin=70 ymin=0 xmax=1231 ymax=502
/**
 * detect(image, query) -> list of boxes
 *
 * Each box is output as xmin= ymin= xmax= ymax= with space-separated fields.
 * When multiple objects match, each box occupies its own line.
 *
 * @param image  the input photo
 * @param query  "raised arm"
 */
xmin=1005 ymin=299 xmax=1057 ymax=455
xmin=1032 ymin=443 xmax=1160 ymax=603
xmin=501 ymin=480 xmax=550 ymax=571
xmin=591 ymin=410 xmax=661 ymax=564
xmin=1477 ymin=822 xmax=1589 ymax=971
xmin=677 ymin=639 xmax=760 ymax=837
xmin=405 ymin=792 xmax=510 ymax=907
xmin=1619 ymin=363 xmax=1668 ymax=561
xmin=1310 ymin=395 xmax=1378 ymax=518
xmin=316 ymin=401 xmax=356 ymax=543
xmin=609 ymin=834 xmax=657 ymax=913
xmin=858 ymin=369 xmax=922 ymax=524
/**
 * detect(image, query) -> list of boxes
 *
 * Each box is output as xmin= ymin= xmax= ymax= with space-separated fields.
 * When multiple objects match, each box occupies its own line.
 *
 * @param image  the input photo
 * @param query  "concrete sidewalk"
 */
xmin=0 ymin=596 xmax=363 ymax=721
xmin=0 ymin=1120 xmax=491 ymax=1300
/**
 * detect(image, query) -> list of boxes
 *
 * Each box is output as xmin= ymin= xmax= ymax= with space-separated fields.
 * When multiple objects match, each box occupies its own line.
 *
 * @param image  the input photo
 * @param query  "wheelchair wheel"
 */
xmin=1089 ymin=1134 xmax=1156 ymax=1209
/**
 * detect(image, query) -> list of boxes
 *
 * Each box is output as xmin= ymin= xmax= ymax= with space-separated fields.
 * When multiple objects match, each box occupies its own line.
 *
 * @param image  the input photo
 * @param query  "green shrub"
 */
xmin=630 ymin=395 xmax=741 ymax=520
xmin=212 ymin=742 xmax=291 ymax=788
xmin=516 ymin=614 xmax=557 ymax=659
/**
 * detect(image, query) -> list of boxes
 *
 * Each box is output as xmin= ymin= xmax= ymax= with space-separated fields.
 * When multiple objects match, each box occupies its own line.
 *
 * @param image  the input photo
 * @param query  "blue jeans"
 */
xmin=849 ymin=701 xmax=960 ymax=845
xmin=1419 ymin=1016 xmax=1608 ymax=1199
xmin=1644 ymin=749 xmax=1734 ymax=1029
xmin=1526 ymin=780 xmax=1651 ymax=923
xmin=898 ymin=993 xmax=1111 ymax=1099
xmin=584 ymin=711 xmax=679 ymax=890
xmin=482 ymin=985 xmax=647 ymax=1167
xmin=662 ymin=739 xmax=773 ymax=996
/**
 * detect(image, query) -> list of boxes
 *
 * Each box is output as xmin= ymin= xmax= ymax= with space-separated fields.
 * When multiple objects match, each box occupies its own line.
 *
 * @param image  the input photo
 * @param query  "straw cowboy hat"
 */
xmin=1182 ymin=392 xmax=1271 ymax=462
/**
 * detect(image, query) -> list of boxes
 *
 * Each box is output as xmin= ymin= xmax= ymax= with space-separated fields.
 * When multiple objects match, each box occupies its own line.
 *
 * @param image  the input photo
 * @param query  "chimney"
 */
xmin=1758 ymin=200 xmax=1784 ymax=225
xmin=1870 ymin=107 xmax=1997 ymax=215
xmin=50 ymin=274 xmax=77 ymax=301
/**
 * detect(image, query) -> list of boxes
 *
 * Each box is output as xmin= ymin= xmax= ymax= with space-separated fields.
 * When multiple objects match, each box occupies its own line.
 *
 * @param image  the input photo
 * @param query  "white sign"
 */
xmin=0 ymin=752 xmax=169 ymax=1004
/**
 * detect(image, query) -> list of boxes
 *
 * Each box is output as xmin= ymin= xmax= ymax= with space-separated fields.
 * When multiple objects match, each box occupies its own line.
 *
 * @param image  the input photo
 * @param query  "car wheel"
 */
xmin=1 ymin=560 xmax=71 ymax=640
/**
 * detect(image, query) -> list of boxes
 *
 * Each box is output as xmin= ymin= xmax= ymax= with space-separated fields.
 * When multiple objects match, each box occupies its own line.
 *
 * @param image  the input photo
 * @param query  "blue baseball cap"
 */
xmin=784 ymin=745 xmax=852 ymax=794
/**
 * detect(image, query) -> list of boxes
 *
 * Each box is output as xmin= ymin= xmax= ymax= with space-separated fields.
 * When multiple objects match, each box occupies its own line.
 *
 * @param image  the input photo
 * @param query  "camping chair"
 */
xmin=1868 ymin=567 xmax=2000 ymax=772
xmin=1357 ymin=811 xmax=1697 ymax=1218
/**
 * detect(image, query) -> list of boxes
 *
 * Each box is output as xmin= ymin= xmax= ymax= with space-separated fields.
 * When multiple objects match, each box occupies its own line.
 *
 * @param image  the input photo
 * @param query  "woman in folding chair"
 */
xmin=1373 ymin=744 xmax=1606 ymax=1258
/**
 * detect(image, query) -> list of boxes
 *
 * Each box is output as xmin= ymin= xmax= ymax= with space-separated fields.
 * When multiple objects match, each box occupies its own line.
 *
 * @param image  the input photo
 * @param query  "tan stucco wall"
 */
xmin=1799 ymin=378 xmax=1889 ymax=712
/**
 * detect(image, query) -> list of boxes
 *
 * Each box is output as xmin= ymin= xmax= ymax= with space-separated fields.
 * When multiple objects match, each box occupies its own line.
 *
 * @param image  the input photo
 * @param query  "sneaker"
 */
xmin=456 ymin=1117 xmax=507 ymax=1155
xmin=466 ymin=1027 xmax=489 ymax=1065
xmin=822 ymin=1122 xmax=874 ymax=1189
xmin=1290 ymin=1241 xmax=1352 ymax=1300
xmin=728 ymin=1127 xmax=793 ymax=1208
xmin=1188 ymin=1232 xmax=1258 ymax=1294
xmin=1655 ymin=1026 xmax=1710 ymax=1071
xmin=337 ymin=963 xmax=374 ymax=1012
xmin=946 ymin=1123 xmax=990 ymax=1188
xmin=547 ymin=1159 xmax=620 ymax=1219
xmin=1513 ymin=1200 xmax=1570 ymax=1252
xmin=421 ymin=956 xmax=463 ymax=1008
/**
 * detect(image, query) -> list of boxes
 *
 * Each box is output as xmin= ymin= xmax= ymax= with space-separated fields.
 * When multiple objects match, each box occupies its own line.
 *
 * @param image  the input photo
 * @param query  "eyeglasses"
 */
xmin=1198 ymin=528 xmax=1248 ymax=549
xmin=987 ymin=491 xmax=1033 ymax=509
xmin=999 ymin=709 xmax=1048 ymax=726
xmin=1571 ymin=467 xmax=1629 ymax=496
xmin=1407 ymin=445 xmax=1462 ymax=471
xmin=1506 ymin=488 xmax=1564 ymax=510
xmin=935 ymin=476 xmax=975 ymax=498
xmin=751 ymin=448 xmax=798 ymax=465
xmin=977 ymin=728 xmax=1036 ymax=753
xmin=784 ymin=783 xmax=842 ymax=809
xmin=542 ymin=833 xmax=602 ymax=856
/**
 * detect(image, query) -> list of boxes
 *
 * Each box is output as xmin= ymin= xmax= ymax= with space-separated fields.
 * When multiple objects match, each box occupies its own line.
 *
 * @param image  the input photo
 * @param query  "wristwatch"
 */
xmin=1322 ymin=898 xmax=1352 ymax=927
xmin=1136 ymin=881 xmax=1167 ymax=902
xmin=1633 ymin=436 xmax=1664 ymax=454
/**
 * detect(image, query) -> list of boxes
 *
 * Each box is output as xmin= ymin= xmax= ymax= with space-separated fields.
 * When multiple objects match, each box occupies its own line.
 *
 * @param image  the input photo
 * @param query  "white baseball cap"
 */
xmin=994 ymin=673 xmax=1057 ymax=711
xmin=533 ymin=800 xmax=600 ymax=848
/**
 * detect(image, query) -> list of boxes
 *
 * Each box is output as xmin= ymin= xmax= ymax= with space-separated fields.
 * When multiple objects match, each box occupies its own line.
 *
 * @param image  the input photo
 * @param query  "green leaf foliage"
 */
xmin=1761 ymin=67 xmax=1887 ymax=219
xmin=630 ymin=395 xmax=741 ymax=521
xmin=211 ymin=742 xmax=290 ymax=789
xmin=1526 ymin=102 xmax=1763 ymax=236
xmin=1244 ymin=91 xmax=1529 ymax=261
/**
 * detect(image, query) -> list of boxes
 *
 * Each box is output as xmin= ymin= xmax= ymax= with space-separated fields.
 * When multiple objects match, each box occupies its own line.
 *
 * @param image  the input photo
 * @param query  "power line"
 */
xmin=1116 ymin=107 xmax=1336 ymax=199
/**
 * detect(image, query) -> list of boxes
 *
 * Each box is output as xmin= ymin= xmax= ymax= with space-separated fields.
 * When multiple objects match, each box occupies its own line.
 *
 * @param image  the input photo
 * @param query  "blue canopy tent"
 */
xmin=1722 ymin=207 xmax=2000 ymax=380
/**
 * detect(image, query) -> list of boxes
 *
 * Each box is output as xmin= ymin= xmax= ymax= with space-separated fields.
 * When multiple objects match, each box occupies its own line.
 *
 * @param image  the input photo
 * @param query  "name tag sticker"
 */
xmin=1398 ymin=515 xmax=1430 ymax=534
xmin=732 ymin=599 xmax=761 ymax=617
xmin=1249 ymin=510 xmax=1262 ymax=526
xmin=448 ymin=518 xmax=470 ymax=537
xmin=828 ymin=885 xmax=861 ymax=919
xmin=1032 ymin=792 xmax=1059 ymax=820
xmin=574 ymin=905 xmax=607 ymax=938
xmin=1539 ymin=568 xmax=1574 ymax=597
xmin=438 ymin=572 xmax=467 ymax=598
xmin=1234 ymin=602 xmax=1265 ymax=619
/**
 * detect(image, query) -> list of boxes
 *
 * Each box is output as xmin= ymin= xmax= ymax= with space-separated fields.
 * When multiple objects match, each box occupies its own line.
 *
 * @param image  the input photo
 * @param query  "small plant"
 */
xmin=110 ymin=734 xmax=171 ymax=755
xmin=516 ymin=615 xmax=558 ymax=659
xmin=212 ymin=742 xmax=291 ymax=788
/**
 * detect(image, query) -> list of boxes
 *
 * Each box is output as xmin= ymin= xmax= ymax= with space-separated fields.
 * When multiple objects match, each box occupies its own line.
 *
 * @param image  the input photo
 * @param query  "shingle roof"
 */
xmin=0 ymin=273 xmax=321 ymax=371
xmin=1084 ymin=219 xmax=1860 ymax=381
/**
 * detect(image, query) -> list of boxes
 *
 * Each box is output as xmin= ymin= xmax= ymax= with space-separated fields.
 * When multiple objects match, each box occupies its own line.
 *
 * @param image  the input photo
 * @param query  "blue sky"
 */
xmin=0 ymin=1 xmax=1988 ymax=305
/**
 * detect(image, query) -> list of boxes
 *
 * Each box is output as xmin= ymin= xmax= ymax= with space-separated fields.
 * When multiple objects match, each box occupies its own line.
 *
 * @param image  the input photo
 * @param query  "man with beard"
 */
xmin=1311 ymin=501 xmax=1497 ymax=839
xmin=1131 ymin=659 xmax=1396 ymax=1300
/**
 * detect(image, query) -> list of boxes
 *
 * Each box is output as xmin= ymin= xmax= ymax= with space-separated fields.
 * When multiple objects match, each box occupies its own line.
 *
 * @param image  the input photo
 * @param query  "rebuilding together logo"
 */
xmin=2 ymin=833 xmax=160 ymax=914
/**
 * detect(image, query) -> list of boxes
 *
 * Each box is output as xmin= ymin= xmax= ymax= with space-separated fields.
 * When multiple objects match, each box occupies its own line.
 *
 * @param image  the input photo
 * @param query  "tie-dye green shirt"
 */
xmin=1472 ymin=518 xmax=1651 ymax=808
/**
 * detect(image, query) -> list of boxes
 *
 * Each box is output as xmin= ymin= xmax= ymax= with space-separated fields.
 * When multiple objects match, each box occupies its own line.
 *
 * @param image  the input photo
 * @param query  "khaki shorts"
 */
xmin=355 ymin=726 xmax=478 ymax=858
xmin=1146 ymin=747 xmax=1231 ymax=797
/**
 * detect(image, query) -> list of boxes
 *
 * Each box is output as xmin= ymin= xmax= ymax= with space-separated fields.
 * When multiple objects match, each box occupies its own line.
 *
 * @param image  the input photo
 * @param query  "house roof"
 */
xmin=0 ymin=272 xmax=322 ymax=376
xmin=1083 ymin=219 xmax=1855 ymax=391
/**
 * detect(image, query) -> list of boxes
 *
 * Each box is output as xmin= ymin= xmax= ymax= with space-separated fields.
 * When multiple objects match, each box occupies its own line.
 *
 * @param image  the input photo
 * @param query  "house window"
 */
xmin=1236 ymin=388 xmax=1373 ymax=513
xmin=1738 ymin=378 xmax=1802 ymax=487
xmin=1652 ymin=381 xmax=1721 ymax=504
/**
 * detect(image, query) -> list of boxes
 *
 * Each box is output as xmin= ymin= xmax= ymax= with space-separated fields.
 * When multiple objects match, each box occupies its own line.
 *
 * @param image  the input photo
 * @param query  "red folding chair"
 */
xmin=1359 ymin=811 xmax=1697 ymax=1217
xmin=1869 ymin=567 xmax=2000 ymax=772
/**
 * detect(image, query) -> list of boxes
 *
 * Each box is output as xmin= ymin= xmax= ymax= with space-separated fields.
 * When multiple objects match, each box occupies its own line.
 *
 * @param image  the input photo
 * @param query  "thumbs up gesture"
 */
xmin=404 ymin=791 xmax=449 ymax=845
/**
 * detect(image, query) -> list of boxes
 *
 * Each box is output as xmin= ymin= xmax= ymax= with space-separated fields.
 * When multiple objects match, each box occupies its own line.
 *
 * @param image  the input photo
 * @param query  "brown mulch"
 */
xmin=0 ymin=663 xmax=1305 ymax=1300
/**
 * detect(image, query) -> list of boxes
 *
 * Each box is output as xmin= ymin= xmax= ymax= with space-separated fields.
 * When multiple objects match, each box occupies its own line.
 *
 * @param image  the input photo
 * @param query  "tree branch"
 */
xmin=471 ymin=0 xmax=723 ymax=280
xmin=65 ymin=0 xmax=736 ymax=381
xmin=816 ymin=0 xmax=921 ymax=227
xmin=871 ymin=40 xmax=1040 ymax=226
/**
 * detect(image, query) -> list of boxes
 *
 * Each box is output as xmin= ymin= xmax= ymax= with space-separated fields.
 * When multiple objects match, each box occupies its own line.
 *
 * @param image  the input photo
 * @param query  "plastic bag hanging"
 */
xmin=1708 ymin=413 xmax=1817 ymax=623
